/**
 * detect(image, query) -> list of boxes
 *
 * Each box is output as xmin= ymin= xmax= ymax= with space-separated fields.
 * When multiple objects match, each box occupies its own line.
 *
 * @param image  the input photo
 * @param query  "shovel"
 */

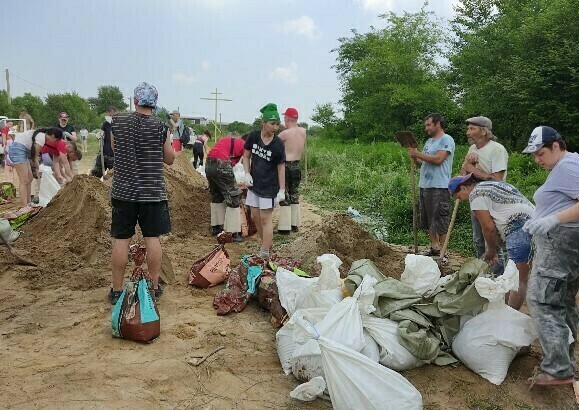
xmin=0 ymin=233 xmax=37 ymax=266
xmin=439 ymin=199 xmax=460 ymax=268
xmin=394 ymin=131 xmax=419 ymax=254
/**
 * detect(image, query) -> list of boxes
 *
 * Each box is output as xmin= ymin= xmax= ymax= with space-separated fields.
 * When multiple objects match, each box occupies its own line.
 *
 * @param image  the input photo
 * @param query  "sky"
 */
xmin=1 ymin=0 xmax=458 ymax=125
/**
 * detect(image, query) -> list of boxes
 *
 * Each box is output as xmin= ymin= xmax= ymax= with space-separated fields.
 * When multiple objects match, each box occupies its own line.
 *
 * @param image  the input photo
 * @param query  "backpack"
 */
xmin=179 ymin=126 xmax=191 ymax=144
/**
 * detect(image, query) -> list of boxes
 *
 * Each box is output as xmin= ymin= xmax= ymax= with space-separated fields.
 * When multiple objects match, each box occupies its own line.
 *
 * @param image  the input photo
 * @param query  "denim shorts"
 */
xmin=505 ymin=228 xmax=532 ymax=263
xmin=8 ymin=142 xmax=30 ymax=164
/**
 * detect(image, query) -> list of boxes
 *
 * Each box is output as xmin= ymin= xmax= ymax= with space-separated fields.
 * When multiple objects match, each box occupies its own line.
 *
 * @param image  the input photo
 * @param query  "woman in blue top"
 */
xmin=522 ymin=126 xmax=579 ymax=387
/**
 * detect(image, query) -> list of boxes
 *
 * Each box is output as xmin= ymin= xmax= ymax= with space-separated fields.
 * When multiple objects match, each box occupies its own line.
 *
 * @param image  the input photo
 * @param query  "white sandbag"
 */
xmin=293 ymin=316 xmax=423 ymax=410
xmin=38 ymin=165 xmax=61 ymax=207
xmin=362 ymin=316 xmax=424 ymax=371
xmin=452 ymin=260 xmax=537 ymax=385
xmin=233 ymin=162 xmax=245 ymax=184
xmin=360 ymin=329 xmax=380 ymax=363
xmin=276 ymin=255 xmax=344 ymax=317
xmin=401 ymin=254 xmax=441 ymax=296
xmin=277 ymin=307 xmax=330 ymax=375
xmin=289 ymin=376 xmax=327 ymax=402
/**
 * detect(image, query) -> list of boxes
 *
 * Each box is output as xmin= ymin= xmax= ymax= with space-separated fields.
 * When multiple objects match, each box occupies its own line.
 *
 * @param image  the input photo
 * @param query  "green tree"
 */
xmin=0 ymin=90 xmax=10 ymax=117
xmin=450 ymin=0 xmax=579 ymax=149
xmin=43 ymin=92 xmax=100 ymax=130
xmin=88 ymin=85 xmax=128 ymax=114
xmin=298 ymin=122 xmax=309 ymax=130
xmin=311 ymin=103 xmax=338 ymax=128
xmin=333 ymin=9 xmax=457 ymax=141
xmin=225 ymin=120 xmax=252 ymax=135
xmin=9 ymin=93 xmax=45 ymax=125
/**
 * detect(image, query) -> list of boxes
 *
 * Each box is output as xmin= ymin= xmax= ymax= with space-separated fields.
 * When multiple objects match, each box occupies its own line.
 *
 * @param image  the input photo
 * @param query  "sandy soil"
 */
xmin=0 ymin=152 xmax=574 ymax=409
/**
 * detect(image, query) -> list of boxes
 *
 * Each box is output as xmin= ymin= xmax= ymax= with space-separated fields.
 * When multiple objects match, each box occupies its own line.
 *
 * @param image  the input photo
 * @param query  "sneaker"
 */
xmin=154 ymin=284 xmax=163 ymax=300
xmin=232 ymin=233 xmax=245 ymax=243
xmin=108 ymin=288 xmax=123 ymax=305
xmin=211 ymin=225 xmax=223 ymax=236
xmin=291 ymin=225 xmax=299 ymax=233
xmin=276 ymin=229 xmax=291 ymax=235
xmin=31 ymin=196 xmax=39 ymax=204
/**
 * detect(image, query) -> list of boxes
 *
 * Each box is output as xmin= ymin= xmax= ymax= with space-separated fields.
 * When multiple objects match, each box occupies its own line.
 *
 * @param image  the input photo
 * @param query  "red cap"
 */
xmin=283 ymin=108 xmax=298 ymax=119
xmin=59 ymin=112 xmax=69 ymax=119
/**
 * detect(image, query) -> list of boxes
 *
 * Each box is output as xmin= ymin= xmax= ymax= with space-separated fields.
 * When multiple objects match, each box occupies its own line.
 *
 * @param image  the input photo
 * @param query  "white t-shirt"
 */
xmin=470 ymin=181 xmax=535 ymax=240
xmin=80 ymin=129 xmax=88 ymax=137
xmin=14 ymin=130 xmax=46 ymax=150
xmin=467 ymin=140 xmax=509 ymax=179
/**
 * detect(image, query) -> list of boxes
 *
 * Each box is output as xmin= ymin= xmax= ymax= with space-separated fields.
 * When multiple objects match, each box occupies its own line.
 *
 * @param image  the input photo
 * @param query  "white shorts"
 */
xmin=246 ymin=189 xmax=276 ymax=210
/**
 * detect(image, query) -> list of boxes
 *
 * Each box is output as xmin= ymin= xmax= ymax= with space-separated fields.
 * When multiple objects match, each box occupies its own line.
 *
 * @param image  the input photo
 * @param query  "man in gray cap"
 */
xmin=461 ymin=116 xmax=509 ymax=276
xmin=107 ymin=82 xmax=175 ymax=305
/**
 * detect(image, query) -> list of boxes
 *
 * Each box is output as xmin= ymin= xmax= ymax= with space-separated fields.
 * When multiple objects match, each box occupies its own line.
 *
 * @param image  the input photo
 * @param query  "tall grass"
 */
xmin=301 ymin=138 xmax=548 ymax=255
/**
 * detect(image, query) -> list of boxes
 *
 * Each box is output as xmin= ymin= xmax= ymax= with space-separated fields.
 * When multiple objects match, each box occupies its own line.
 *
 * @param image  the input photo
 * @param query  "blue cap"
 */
xmin=448 ymin=173 xmax=474 ymax=195
xmin=522 ymin=126 xmax=562 ymax=153
xmin=134 ymin=82 xmax=158 ymax=109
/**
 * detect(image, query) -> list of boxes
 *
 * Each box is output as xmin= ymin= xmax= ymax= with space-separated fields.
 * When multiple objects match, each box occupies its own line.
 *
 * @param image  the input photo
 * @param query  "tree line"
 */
xmin=312 ymin=0 xmax=578 ymax=151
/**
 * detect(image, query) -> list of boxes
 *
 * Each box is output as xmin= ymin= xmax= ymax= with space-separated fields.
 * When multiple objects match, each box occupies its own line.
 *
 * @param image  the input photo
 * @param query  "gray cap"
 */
xmin=466 ymin=116 xmax=492 ymax=130
xmin=170 ymin=110 xmax=180 ymax=115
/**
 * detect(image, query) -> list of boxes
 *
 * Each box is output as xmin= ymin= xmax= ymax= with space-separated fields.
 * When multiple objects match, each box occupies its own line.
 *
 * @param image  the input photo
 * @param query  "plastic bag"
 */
xmin=293 ymin=316 xmax=423 ymax=410
xmin=189 ymin=245 xmax=230 ymax=288
xmin=289 ymin=376 xmax=327 ymax=402
xmin=452 ymin=260 xmax=537 ymax=385
xmin=362 ymin=316 xmax=424 ymax=371
xmin=401 ymin=254 xmax=441 ymax=296
xmin=38 ymin=165 xmax=61 ymax=207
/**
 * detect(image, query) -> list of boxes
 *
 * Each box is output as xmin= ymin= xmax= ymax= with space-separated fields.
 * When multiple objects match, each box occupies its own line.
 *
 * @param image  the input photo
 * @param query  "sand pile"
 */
xmin=20 ymin=175 xmax=112 ymax=290
xmin=282 ymin=213 xmax=403 ymax=279
xmin=171 ymin=152 xmax=207 ymax=188
xmin=164 ymin=165 xmax=211 ymax=238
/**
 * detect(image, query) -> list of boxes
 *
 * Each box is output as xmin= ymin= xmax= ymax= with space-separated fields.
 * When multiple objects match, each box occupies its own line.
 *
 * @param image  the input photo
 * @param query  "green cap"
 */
xmin=260 ymin=103 xmax=280 ymax=122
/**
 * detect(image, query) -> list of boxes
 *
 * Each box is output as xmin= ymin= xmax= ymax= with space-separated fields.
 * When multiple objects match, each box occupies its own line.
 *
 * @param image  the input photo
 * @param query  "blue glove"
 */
xmin=523 ymin=215 xmax=560 ymax=235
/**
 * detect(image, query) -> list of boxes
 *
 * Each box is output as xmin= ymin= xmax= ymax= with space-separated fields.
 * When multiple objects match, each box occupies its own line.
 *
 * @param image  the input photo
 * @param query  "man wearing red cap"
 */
xmin=55 ymin=112 xmax=77 ymax=142
xmin=277 ymin=107 xmax=306 ymax=234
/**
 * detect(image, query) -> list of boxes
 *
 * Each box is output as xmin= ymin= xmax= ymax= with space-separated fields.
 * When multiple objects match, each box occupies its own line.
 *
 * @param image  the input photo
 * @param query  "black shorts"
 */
xmin=419 ymin=188 xmax=450 ymax=234
xmin=110 ymin=198 xmax=171 ymax=239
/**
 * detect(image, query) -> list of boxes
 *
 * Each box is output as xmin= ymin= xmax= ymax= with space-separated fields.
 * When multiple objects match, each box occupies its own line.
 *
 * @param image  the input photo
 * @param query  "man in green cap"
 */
xmin=243 ymin=103 xmax=286 ymax=259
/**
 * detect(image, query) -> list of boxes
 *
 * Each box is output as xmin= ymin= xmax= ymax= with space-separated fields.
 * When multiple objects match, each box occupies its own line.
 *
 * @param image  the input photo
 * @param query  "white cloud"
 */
xmin=172 ymin=60 xmax=211 ymax=86
xmin=355 ymin=0 xmax=395 ymax=12
xmin=172 ymin=72 xmax=201 ymax=86
xmin=269 ymin=63 xmax=298 ymax=84
xmin=281 ymin=16 xmax=320 ymax=39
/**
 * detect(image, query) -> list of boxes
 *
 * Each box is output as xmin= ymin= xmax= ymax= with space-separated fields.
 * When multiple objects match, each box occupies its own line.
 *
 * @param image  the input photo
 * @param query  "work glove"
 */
xmin=244 ymin=172 xmax=253 ymax=187
xmin=276 ymin=189 xmax=286 ymax=203
xmin=523 ymin=215 xmax=560 ymax=236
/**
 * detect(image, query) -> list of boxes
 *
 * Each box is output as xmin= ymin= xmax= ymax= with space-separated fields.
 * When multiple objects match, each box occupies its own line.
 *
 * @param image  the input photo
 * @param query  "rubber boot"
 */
xmin=210 ymin=202 xmax=226 ymax=236
xmin=291 ymin=204 xmax=301 ymax=232
xmin=277 ymin=205 xmax=291 ymax=235
xmin=225 ymin=207 xmax=244 ymax=243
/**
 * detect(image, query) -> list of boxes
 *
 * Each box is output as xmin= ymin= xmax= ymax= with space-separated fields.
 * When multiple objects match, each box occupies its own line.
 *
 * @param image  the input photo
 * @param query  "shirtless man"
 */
xmin=276 ymin=107 xmax=306 ymax=234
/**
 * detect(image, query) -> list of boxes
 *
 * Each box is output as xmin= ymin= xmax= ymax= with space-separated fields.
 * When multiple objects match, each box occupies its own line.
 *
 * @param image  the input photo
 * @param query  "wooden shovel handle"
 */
xmin=440 ymin=199 xmax=460 ymax=260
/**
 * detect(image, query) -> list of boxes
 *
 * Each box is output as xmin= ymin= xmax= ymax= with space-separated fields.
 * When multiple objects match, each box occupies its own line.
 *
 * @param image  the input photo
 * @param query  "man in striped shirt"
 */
xmin=107 ymin=82 xmax=175 ymax=305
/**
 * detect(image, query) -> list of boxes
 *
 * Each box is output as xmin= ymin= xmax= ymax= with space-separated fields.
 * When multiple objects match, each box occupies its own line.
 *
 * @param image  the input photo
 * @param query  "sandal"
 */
xmin=527 ymin=371 xmax=575 ymax=387
xmin=420 ymin=248 xmax=440 ymax=257
xmin=108 ymin=288 xmax=123 ymax=305
xmin=440 ymin=253 xmax=449 ymax=266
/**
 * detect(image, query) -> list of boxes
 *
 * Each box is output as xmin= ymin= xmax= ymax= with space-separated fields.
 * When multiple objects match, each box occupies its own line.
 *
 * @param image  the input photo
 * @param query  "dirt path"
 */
xmin=0 ymin=153 xmax=574 ymax=409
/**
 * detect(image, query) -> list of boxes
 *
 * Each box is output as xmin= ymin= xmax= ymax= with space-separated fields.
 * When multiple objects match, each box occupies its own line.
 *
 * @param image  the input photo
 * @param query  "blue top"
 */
xmin=533 ymin=152 xmax=579 ymax=227
xmin=419 ymin=134 xmax=455 ymax=189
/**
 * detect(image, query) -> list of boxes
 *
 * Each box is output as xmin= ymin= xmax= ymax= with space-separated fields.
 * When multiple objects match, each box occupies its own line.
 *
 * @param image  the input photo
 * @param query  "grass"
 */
xmin=301 ymin=137 xmax=548 ymax=256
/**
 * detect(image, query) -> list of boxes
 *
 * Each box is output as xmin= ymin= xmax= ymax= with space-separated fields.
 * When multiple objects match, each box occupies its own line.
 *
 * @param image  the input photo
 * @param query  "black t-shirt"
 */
xmin=101 ymin=121 xmax=114 ymax=156
xmin=244 ymin=130 xmax=285 ymax=198
xmin=55 ymin=123 xmax=76 ymax=141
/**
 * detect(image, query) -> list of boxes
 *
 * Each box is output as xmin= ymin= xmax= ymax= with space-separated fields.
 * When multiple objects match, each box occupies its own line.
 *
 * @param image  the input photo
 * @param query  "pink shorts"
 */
xmin=172 ymin=139 xmax=182 ymax=152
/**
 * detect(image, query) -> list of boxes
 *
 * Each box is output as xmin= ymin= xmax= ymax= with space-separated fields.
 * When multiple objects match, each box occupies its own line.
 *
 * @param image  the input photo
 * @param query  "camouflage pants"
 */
xmin=90 ymin=154 xmax=114 ymax=178
xmin=279 ymin=160 xmax=301 ymax=206
xmin=205 ymin=158 xmax=241 ymax=208
xmin=527 ymin=225 xmax=579 ymax=378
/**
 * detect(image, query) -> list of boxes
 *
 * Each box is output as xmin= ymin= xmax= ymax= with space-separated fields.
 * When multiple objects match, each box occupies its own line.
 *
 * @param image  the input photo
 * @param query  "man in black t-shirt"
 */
xmin=91 ymin=106 xmax=117 ymax=178
xmin=107 ymin=82 xmax=175 ymax=305
xmin=55 ymin=112 xmax=77 ymax=141
xmin=243 ymin=103 xmax=286 ymax=259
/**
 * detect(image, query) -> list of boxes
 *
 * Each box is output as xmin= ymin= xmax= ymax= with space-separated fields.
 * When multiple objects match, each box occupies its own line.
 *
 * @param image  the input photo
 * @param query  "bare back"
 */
xmin=279 ymin=126 xmax=306 ymax=161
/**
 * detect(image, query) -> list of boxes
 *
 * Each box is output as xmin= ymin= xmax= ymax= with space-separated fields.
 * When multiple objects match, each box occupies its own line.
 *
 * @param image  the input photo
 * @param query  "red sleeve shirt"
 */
xmin=41 ymin=139 xmax=67 ymax=156
xmin=207 ymin=137 xmax=245 ymax=165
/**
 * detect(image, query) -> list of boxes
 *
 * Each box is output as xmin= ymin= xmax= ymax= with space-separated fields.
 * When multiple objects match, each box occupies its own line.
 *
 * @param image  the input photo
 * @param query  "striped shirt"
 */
xmin=111 ymin=112 xmax=168 ymax=202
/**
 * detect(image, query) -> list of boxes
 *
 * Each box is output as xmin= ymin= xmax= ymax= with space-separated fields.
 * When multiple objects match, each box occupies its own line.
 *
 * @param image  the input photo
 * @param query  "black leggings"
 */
xmin=193 ymin=143 xmax=204 ymax=168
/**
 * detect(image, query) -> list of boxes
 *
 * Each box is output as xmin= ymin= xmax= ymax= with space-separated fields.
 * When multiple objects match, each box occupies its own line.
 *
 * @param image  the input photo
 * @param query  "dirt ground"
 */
xmin=0 ymin=153 xmax=575 ymax=409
